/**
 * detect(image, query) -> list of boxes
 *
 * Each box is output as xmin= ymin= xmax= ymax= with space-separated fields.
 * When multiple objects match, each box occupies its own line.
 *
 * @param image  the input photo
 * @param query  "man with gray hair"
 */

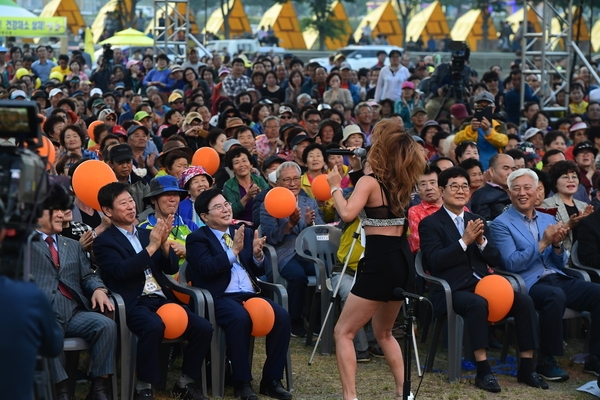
xmin=354 ymin=102 xmax=374 ymax=144
xmin=491 ymin=168 xmax=600 ymax=382
xmin=260 ymin=161 xmax=324 ymax=337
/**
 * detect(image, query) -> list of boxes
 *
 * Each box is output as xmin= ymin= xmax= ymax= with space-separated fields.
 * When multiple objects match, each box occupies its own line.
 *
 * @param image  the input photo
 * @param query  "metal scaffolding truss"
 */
xmin=520 ymin=0 xmax=572 ymax=114
xmin=152 ymin=0 xmax=202 ymax=64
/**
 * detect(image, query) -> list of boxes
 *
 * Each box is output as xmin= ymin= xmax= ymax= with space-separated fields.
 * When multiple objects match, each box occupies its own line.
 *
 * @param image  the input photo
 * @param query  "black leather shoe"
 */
xmin=234 ymin=381 xmax=258 ymax=400
xmin=474 ymin=373 xmax=501 ymax=393
xmin=259 ymin=379 xmax=292 ymax=399
xmin=135 ymin=388 xmax=154 ymax=400
xmin=172 ymin=382 xmax=209 ymax=400
xmin=86 ymin=377 xmax=109 ymax=400
xmin=55 ymin=380 xmax=70 ymax=400
xmin=518 ymin=372 xmax=549 ymax=389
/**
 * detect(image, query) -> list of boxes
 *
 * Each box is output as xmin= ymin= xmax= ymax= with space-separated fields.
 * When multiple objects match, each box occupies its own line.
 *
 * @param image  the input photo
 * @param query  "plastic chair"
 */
xmin=63 ymin=293 xmax=123 ymax=400
xmin=180 ymin=261 xmax=293 ymax=399
xmin=571 ymin=241 xmax=600 ymax=283
xmin=117 ymin=270 xmax=209 ymax=400
xmin=294 ymin=225 xmax=342 ymax=355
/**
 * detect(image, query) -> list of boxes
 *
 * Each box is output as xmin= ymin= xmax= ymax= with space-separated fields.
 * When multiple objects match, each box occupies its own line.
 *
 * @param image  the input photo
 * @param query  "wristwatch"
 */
xmin=552 ymin=242 xmax=563 ymax=249
xmin=96 ymin=287 xmax=109 ymax=295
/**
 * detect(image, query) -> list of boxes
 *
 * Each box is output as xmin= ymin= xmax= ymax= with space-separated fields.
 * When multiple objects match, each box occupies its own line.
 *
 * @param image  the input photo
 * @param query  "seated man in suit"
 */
xmin=470 ymin=154 xmax=515 ymax=221
xmin=94 ymin=182 xmax=212 ymax=400
xmin=420 ymin=167 xmax=544 ymax=392
xmin=186 ymin=188 xmax=292 ymax=400
xmin=32 ymin=204 xmax=117 ymax=400
xmin=260 ymin=161 xmax=323 ymax=337
xmin=491 ymin=168 xmax=600 ymax=382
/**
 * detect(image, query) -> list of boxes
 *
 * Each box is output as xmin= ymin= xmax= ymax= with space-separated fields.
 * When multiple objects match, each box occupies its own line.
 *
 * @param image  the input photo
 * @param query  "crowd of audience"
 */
xmin=7 ymin=40 xmax=600 ymax=398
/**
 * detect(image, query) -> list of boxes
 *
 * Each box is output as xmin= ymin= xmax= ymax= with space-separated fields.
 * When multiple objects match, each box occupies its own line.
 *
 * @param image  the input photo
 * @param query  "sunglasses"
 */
xmin=280 ymin=115 xmax=292 ymax=120
xmin=106 ymin=116 xmax=116 ymax=121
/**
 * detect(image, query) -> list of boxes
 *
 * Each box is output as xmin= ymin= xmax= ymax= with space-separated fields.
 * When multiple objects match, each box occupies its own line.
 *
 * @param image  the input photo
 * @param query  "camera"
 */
xmin=447 ymin=41 xmax=471 ymax=103
xmin=0 ymin=101 xmax=72 ymax=279
xmin=102 ymin=43 xmax=114 ymax=61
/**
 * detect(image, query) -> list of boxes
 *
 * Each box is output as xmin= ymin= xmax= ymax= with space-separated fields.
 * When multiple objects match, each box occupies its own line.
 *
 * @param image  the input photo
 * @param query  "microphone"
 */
xmin=326 ymin=148 xmax=367 ymax=158
xmin=393 ymin=288 xmax=425 ymax=302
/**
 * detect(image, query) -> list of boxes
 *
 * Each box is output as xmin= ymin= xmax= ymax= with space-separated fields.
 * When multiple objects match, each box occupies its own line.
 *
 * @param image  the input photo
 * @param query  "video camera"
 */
xmin=0 ymin=101 xmax=72 ymax=279
xmin=446 ymin=41 xmax=471 ymax=103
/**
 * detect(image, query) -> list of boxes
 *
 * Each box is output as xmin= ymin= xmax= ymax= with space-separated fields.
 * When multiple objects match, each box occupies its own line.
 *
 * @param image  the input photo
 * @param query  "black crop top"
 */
xmin=359 ymin=175 xmax=405 ymax=226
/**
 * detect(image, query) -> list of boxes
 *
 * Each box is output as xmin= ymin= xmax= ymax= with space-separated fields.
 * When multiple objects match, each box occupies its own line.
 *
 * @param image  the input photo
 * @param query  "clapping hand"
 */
xmin=232 ymin=225 xmax=245 ymax=256
xmin=462 ymin=219 xmax=485 ymax=246
xmin=567 ymin=205 xmax=594 ymax=228
xmin=252 ymin=230 xmax=266 ymax=260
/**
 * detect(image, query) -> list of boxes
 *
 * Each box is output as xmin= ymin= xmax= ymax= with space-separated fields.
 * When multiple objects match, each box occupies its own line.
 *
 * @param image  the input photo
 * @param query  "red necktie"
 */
xmin=45 ymin=236 xmax=74 ymax=300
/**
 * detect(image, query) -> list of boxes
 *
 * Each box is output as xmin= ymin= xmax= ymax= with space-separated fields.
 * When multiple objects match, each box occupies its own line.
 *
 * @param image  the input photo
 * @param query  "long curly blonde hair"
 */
xmin=368 ymin=120 xmax=426 ymax=217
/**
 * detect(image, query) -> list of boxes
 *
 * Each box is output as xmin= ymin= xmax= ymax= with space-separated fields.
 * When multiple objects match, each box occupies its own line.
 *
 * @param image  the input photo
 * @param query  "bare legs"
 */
xmin=334 ymin=293 xmax=404 ymax=400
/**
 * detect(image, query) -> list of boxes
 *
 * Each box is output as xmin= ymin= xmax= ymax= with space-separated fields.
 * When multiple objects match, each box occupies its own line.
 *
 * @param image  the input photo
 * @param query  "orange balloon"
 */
xmin=243 ymin=297 xmax=275 ymax=337
xmin=191 ymin=147 xmax=220 ymax=175
xmin=311 ymin=174 xmax=331 ymax=201
xmin=37 ymin=135 xmax=56 ymax=169
xmin=264 ymin=187 xmax=296 ymax=219
xmin=172 ymin=273 xmax=191 ymax=304
xmin=71 ymin=160 xmax=117 ymax=211
xmin=474 ymin=275 xmax=515 ymax=323
xmin=156 ymin=303 xmax=189 ymax=339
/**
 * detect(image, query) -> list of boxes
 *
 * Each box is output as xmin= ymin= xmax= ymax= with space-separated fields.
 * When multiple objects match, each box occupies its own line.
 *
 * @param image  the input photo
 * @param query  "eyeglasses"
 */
xmin=445 ymin=184 xmax=470 ymax=193
xmin=307 ymin=119 xmax=320 ymax=124
xmin=559 ymin=174 xmax=579 ymax=181
xmin=280 ymin=177 xmax=301 ymax=185
xmin=208 ymin=201 xmax=231 ymax=212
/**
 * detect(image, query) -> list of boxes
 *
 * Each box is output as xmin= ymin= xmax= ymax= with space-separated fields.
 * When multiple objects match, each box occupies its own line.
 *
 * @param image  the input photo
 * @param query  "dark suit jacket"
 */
xmin=576 ymin=209 xmax=600 ymax=269
xmin=469 ymin=183 xmax=511 ymax=221
xmin=93 ymin=224 xmax=179 ymax=311
xmin=185 ymin=225 xmax=266 ymax=298
xmin=419 ymin=207 xmax=501 ymax=293
xmin=31 ymin=233 xmax=104 ymax=312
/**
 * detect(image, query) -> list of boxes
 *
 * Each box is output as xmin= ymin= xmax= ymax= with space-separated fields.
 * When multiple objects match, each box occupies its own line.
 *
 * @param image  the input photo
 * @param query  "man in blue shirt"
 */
xmin=505 ymin=69 xmax=540 ymax=125
xmin=31 ymin=45 xmax=57 ymax=84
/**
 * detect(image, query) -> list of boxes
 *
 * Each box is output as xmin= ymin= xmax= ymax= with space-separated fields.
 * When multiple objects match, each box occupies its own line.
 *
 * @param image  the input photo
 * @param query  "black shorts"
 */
xmin=350 ymin=235 xmax=414 ymax=302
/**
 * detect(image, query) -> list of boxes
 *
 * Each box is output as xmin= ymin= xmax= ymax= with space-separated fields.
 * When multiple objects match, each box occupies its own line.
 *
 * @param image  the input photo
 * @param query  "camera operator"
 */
xmin=0 ymin=227 xmax=63 ymax=400
xmin=90 ymin=46 xmax=112 ymax=94
xmin=425 ymin=42 xmax=474 ymax=120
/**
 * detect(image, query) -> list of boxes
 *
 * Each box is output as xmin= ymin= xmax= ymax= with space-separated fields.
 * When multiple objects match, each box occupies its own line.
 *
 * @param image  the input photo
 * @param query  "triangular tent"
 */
xmin=405 ymin=1 xmax=450 ymax=44
xmin=550 ymin=7 xmax=590 ymax=52
xmin=450 ymin=9 xmax=497 ymax=51
xmin=91 ymin=0 xmax=117 ymax=43
xmin=39 ymin=0 xmax=85 ymax=34
xmin=204 ymin=0 xmax=251 ymax=39
xmin=353 ymin=1 xmax=403 ymax=46
xmin=593 ymin=19 xmax=600 ymax=52
xmin=258 ymin=2 xmax=305 ymax=49
xmin=302 ymin=0 xmax=352 ymax=50
xmin=505 ymin=6 xmax=542 ymax=39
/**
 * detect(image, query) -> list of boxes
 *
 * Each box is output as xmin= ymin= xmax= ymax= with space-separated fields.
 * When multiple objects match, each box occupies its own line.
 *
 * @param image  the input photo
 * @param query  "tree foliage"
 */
xmin=277 ymin=0 xmax=352 ymax=51
xmin=394 ymin=0 xmax=421 ymax=47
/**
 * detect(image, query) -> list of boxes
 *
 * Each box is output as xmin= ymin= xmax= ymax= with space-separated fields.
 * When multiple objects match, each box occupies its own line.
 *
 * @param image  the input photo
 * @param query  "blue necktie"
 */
xmin=455 ymin=216 xmax=464 ymax=236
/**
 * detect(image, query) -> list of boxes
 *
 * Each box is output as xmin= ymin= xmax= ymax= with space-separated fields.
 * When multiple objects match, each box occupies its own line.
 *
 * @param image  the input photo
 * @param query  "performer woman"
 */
xmin=327 ymin=120 xmax=425 ymax=400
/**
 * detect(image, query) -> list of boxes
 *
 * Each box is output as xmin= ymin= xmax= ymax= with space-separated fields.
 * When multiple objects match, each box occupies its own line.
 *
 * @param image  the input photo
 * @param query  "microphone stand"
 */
xmin=402 ymin=296 xmax=416 ymax=400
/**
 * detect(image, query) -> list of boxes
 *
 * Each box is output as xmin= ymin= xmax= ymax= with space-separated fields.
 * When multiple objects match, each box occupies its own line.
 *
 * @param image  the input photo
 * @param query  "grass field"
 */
xmin=76 ymin=326 xmax=599 ymax=399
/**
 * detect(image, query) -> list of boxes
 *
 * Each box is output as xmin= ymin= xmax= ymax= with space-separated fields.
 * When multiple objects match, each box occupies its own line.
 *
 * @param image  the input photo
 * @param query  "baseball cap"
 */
xmin=450 ymin=103 xmax=469 ymax=119
xmin=31 ymin=90 xmax=47 ymax=100
xmin=410 ymin=107 xmax=427 ymax=117
xmin=127 ymin=124 xmax=150 ymax=136
xmin=573 ymin=140 xmax=598 ymax=157
xmin=114 ymin=82 xmax=125 ymax=90
xmin=184 ymin=112 xmax=203 ymax=125
xmin=134 ymin=111 xmax=152 ymax=121
xmin=283 ymin=53 xmax=294 ymax=59
xmin=49 ymin=88 xmax=63 ymax=98
xmin=523 ymin=127 xmax=543 ymax=141
xmin=412 ymin=135 xmax=425 ymax=145
xmin=126 ymin=60 xmax=139 ymax=69
xmin=515 ymin=142 xmax=538 ymax=160
xmin=168 ymin=92 xmax=183 ymax=103
xmin=342 ymin=124 xmax=366 ymax=144
xmin=10 ymin=90 xmax=27 ymax=100
xmin=340 ymin=62 xmax=351 ymax=70
xmin=109 ymin=144 xmax=134 ymax=163
xmin=90 ymin=88 xmax=103 ymax=97
xmin=473 ymin=91 xmax=495 ymax=104
xmin=401 ymin=81 xmax=415 ymax=90
xmin=569 ymin=122 xmax=587 ymax=132
xmin=279 ymin=106 xmax=293 ymax=115
xmin=291 ymin=134 xmax=313 ymax=147
xmin=92 ymin=99 xmax=105 ymax=108
xmin=262 ymin=155 xmax=286 ymax=173
xmin=218 ymin=67 xmax=230 ymax=77
xmin=333 ymin=54 xmax=346 ymax=62
xmin=223 ymin=138 xmax=242 ymax=153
